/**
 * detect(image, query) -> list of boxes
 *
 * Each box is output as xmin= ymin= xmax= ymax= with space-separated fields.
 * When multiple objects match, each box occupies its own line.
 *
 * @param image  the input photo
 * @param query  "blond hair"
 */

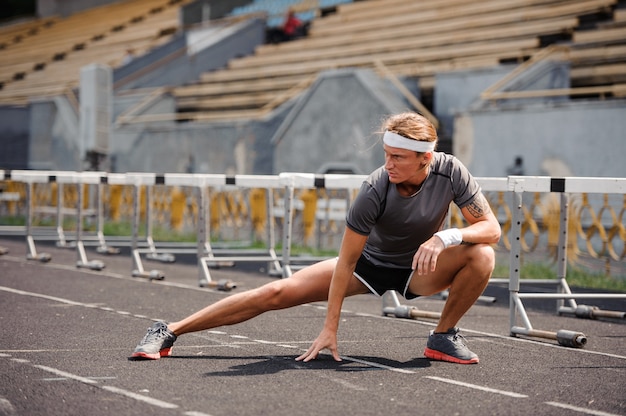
xmin=381 ymin=112 xmax=438 ymax=150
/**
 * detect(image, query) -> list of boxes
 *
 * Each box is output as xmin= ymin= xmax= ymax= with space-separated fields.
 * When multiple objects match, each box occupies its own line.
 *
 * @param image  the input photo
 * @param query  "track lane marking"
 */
xmin=424 ymin=376 xmax=528 ymax=398
xmin=545 ymin=401 xmax=622 ymax=416
xmin=2 ymin=356 xmax=196 ymax=412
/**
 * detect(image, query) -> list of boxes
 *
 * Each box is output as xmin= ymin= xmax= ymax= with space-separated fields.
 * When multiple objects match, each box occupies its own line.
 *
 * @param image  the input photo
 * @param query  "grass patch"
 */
xmin=103 ymin=221 xmax=196 ymax=242
xmin=493 ymin=262 xmax=626 ymax=292
xmin=0 ymin=216 xmax=25 ymax=226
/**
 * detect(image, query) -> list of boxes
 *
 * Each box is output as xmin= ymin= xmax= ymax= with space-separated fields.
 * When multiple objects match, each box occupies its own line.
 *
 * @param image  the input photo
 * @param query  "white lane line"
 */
xmin=545 ymin=401 xmax=622 ymax=416
xmin=33 ymin=365 xmax=98 ymax=385
xmin=0 ymin=286 xmax=91 ymax=307
xmin=42 ymin=376 xmax=117 ymax=382
xmin=2 ymin=355 xmax=206 ymax=414
xmin=424 ymin=376 xmax=528 ymax=398
xmin=253 ymin=339 xmax=275 ymax=344
xmin=0 ymin=396 xmax=17 ymax=416
xmin=100 ymin=386 xmax=179 ymax=410
xmin=0 ymin=285 xmax=161 ymax=326
xmin=341 ymin=356 xmax=415 ymax=374
xmin=31 ymin=364 xmax=179 ymax=409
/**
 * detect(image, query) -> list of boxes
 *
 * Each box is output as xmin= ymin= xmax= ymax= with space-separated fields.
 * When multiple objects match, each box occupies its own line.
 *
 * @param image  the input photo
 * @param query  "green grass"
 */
xmin=0 ymin=216 xmax=25 ymax=226
xmin=493 ymin=262 xmax=626 ymax=292
xmin=103 ymin=221 xmax=197 ymax=242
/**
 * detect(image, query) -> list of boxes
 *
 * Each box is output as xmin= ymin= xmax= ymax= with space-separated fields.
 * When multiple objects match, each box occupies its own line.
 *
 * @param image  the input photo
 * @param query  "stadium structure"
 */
xmin=0 ymin=0 xmax=625 ymax=177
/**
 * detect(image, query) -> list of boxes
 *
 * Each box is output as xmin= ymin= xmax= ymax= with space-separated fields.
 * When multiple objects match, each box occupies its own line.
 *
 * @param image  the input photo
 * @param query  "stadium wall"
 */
xmin=454 ymin=100 xmax=626 ymax=178
xmin=272 ymin=69 xmax=413 ymax=175
xmin=0 ymin=106 xmax=29 ymax=170
xmin=110 ymin=109 xmax=288 ymax=175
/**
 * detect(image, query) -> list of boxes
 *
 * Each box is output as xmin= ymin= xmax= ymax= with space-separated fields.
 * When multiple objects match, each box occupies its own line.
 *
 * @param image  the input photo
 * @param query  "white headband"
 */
xmin=383 ymin=130 xmax=435 ymax=153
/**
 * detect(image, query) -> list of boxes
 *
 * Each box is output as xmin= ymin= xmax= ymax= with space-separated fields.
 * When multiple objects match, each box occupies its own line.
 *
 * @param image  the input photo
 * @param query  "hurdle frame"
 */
xmin=0 ymin=169 xmax=19 ymax=255
xmin=503 ymin=176 xmax=626 ymax=347
xmin=191 ymin=173 xmax=285 ymax=287
xmin=279 ymin=172 xmax=368 ymax=277
xmin=122 ymin=173 xmax=285 ymax=287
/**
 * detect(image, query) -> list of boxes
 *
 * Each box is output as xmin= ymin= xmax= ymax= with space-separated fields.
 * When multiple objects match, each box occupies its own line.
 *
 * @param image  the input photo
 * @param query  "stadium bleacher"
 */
xmin=0 ymin=0 xmax=624 ymax=116
xmin=171 ymin=0 xmax=626 ymax=121
xmin=229 ymin=0 xmax=351 ymax=27
xmin=0 ymin=0 xmax=194 ymax=105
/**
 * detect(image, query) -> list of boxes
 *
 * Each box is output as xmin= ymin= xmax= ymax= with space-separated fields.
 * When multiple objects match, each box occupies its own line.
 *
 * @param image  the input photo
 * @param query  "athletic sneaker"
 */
xmin=423 ymin=327 xmax=479 ymax=364
xmin=130 ymin=321 xmax=177 ymax=360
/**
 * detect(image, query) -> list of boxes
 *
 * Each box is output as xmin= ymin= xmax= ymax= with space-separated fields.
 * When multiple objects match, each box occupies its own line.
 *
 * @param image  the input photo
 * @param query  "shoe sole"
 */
xmin=424 ymin=347 xmax=479 ymax=364
xmin=130 ymin=347 xmax=173 ymax=360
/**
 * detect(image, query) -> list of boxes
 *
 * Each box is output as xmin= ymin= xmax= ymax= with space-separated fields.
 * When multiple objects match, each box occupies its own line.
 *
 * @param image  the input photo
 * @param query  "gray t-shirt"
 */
xmin=346 ymin=152 xmax=480 ymax=268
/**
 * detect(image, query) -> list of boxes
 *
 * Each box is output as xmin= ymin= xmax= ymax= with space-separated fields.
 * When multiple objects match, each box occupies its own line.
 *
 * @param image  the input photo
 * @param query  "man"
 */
xmin=131 ymin=112 xmax=501 ymax=364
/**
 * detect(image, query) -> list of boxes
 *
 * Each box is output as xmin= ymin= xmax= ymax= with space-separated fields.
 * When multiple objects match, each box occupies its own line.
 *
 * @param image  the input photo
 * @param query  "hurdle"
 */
xmin=111 ymin=173 xmax=165 ymax=281
xmin=6 ymin=170 xmax=56 ymax=262
xmin=503 ymin=176 xmax=626 ymax=348
xmin=2 ymin=170 xmax=108 ymax=268
xmin=0 ymin=169 xmax=19 ymax=255
xmin=193 ymin=173 xmax=284 ymax=288
xmin=93 ymin=178 xmax=121 ymax=255
xmin=72 ymin=171 xmax=107 ymax=271
xmin=122 ymin=173 xmax=282 ymax=288
xmin=29 ymin=171 xmax=105 ymax=270
xmin=279 ymin=172 xmax=368 ymax=277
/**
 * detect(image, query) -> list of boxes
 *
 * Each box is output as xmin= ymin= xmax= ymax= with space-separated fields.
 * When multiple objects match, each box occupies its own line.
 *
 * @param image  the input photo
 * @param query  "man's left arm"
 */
xmin=458 ymin=192 xmax=501 ymax=245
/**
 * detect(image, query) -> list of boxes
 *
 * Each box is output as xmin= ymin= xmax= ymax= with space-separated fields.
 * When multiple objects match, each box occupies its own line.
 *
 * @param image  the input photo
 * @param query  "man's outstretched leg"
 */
xmin=130 ymin=259 xmax=351 ymax=360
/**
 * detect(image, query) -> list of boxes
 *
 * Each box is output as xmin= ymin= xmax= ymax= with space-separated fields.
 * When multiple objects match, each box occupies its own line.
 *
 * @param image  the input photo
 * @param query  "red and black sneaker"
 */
xmin=424 ymin=328 xmax=479 ymax=364
xmin=130 ymin=321 xmax=177 ymax=360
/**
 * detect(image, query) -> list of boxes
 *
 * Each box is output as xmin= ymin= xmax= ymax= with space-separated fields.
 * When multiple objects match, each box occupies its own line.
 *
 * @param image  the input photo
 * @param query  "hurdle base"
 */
xmin=511 ymin=326 xmax=587 ymax=348
xmin=56 ymin=241 xmax=77 ymax=249
xmin=199 ymin=278 xmax=238 ymax=291
xmin=383 ymin=305 xmax=441 ymax=320
xmin=146 ymin=252 xmax=176 ymax=263
xmin=205 ymin=261 xmax=236 ymax=269
xmin=439 ymin=290 xmax=496 ymax=304
xmin=132 ymin=269 xmax=165 ymax=280
xmin=96 ymin=245 xmax=121 ymax=255
xmin=27 ymin=252 xmax=52 ymax=263
xmin=0 ymin=246 xmax=8 ymax=255
xmin=559 ymin=304 xmax=626 ymax=320
xmin=76 ymin=260 xmax=105 ymax=271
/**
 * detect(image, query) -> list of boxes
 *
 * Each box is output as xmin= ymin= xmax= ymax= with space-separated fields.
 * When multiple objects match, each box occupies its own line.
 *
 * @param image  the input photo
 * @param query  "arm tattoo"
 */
xmin=466 ymin=193 xmax=491 ymax=219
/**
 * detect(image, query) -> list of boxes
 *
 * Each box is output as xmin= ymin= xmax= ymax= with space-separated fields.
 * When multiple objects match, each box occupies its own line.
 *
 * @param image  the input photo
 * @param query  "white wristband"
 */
xmin=434 ymin=228 xmax=463 ymax=248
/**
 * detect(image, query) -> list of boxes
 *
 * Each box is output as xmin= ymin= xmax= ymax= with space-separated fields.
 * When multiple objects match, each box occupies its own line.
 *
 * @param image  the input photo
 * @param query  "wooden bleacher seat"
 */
xmin=173 ymin=0 xmax=621 ymax=120
xmin=569 ymin=19 xmax=626 ymax=88
xmin=571 ymin=63 xmax=626 ymax=86
xmin=258 ymin=0 xmax=615 ymax=55
xmin=0 ymin=0 xmax=192 ymax=105
xmin=0 ymin=17 xmax=58 ymax=49
xmin=572 ymin=25 xmax=626 ymax=45
xmin=235 ymin=17 xmax=578 ymax=70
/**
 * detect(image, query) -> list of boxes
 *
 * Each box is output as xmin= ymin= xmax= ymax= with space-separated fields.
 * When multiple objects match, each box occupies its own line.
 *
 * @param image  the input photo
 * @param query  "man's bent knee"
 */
xmin=469 ymin=243 xmax=495 ymax=266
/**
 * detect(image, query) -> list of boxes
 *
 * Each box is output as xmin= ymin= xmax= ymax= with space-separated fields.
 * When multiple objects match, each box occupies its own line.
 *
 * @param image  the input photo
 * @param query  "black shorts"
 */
xmin=353 ymin=254 xmax=419 ymax=300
